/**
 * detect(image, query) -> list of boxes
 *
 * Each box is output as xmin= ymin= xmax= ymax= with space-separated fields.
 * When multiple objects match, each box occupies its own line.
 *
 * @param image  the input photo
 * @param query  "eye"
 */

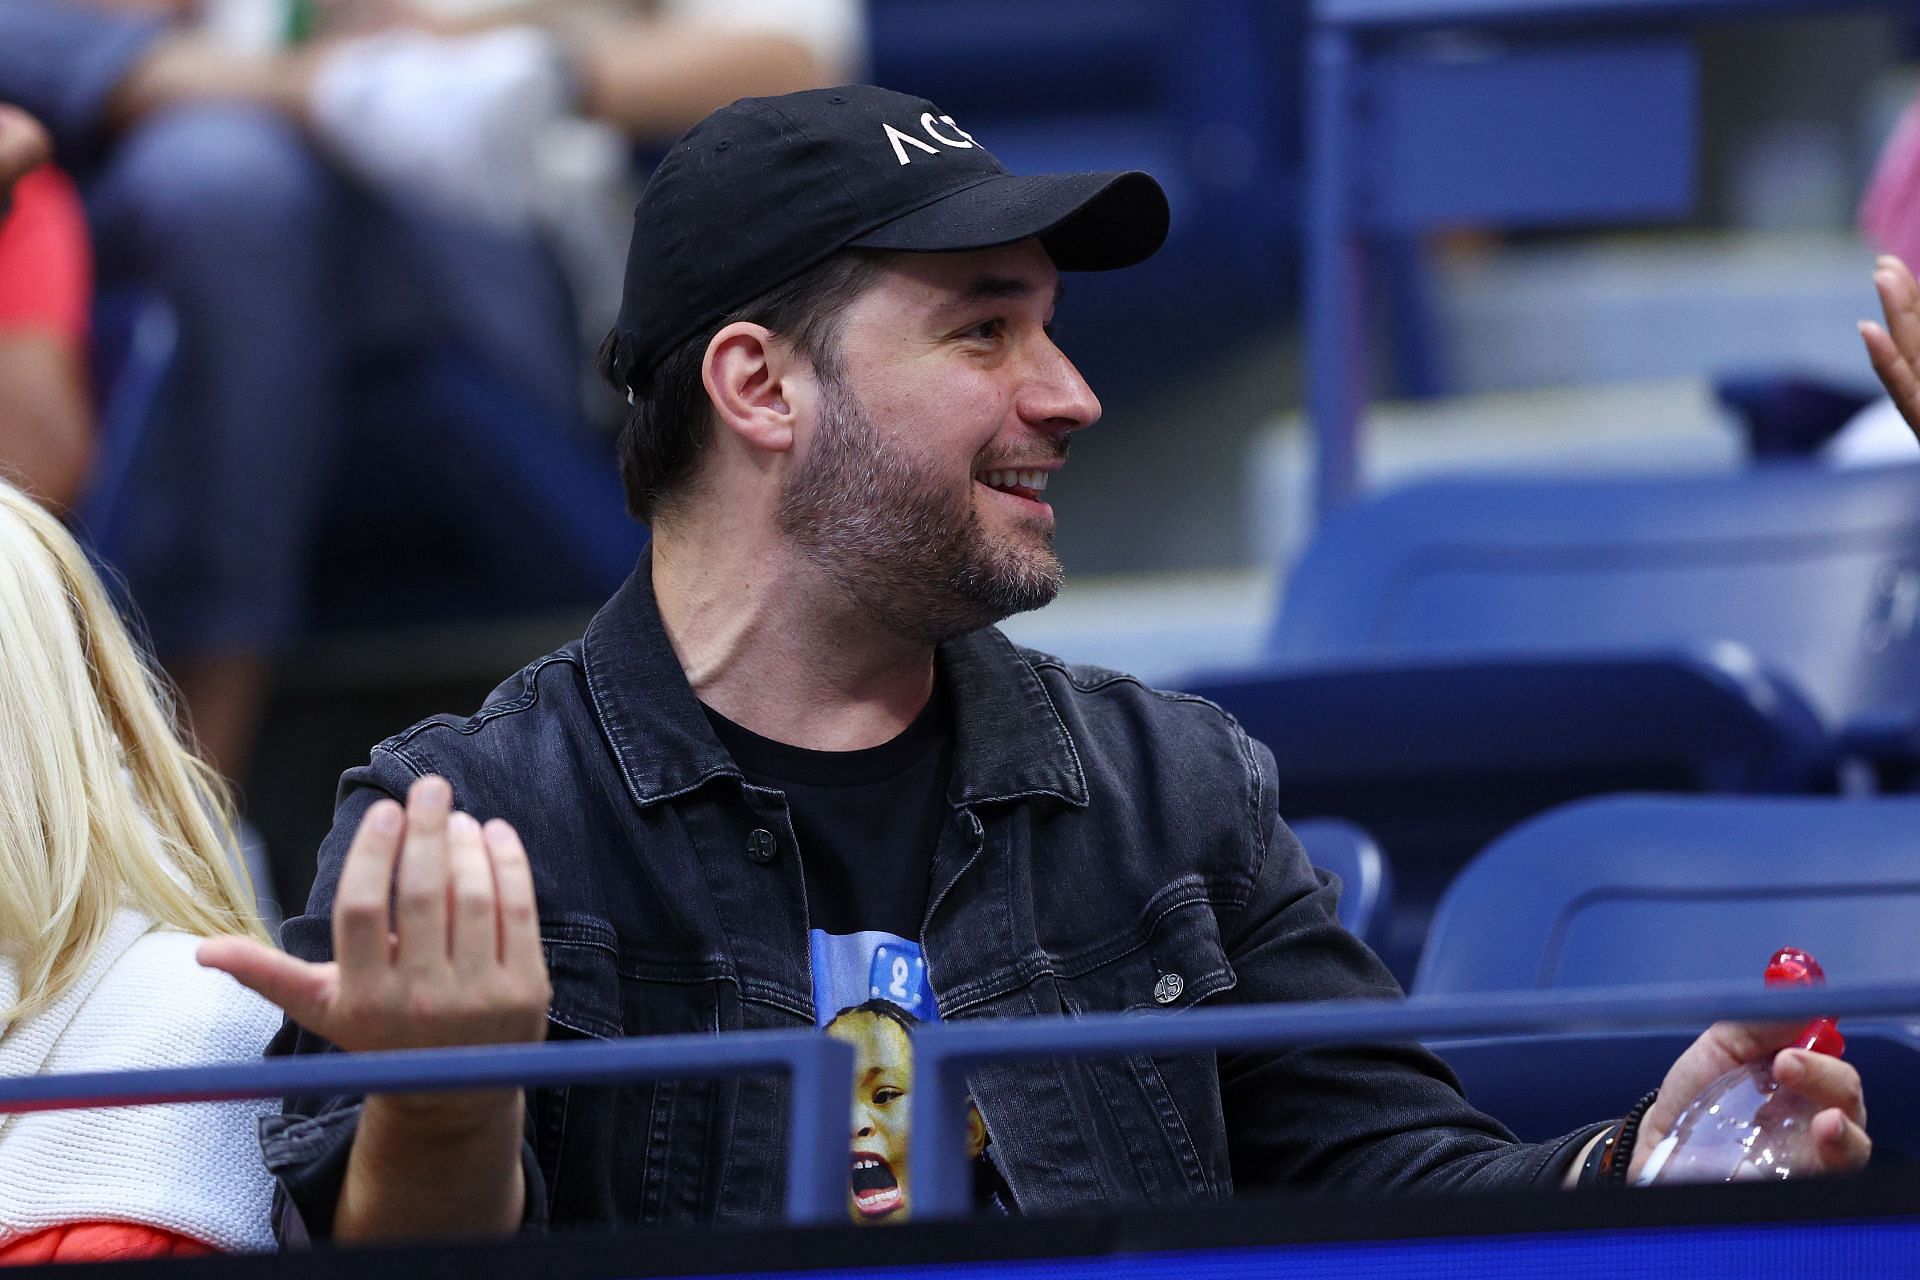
xmin=962 ymin=317 xmax=1005 ymax=342
xmin=873 ymin=1087 xmax=905 ymax=1106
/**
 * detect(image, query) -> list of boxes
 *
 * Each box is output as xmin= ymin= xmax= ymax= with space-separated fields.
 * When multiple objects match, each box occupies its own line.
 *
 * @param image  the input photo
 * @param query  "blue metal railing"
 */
xmin=0 ymin=1033 xmax=855 ymax=1227
xmin=1 ymin=981 xmax=1916 ymax=1226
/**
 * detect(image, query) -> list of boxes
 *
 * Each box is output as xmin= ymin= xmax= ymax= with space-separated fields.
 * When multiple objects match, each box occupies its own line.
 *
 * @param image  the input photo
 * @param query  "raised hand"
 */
xmin=1629 ymin=1020 xmax=1870 ymax=1183
xmin=198 ymin=774 xmax=551 ymax=1053
xmin=1862 ymin=255 xmax=1920 ymax=440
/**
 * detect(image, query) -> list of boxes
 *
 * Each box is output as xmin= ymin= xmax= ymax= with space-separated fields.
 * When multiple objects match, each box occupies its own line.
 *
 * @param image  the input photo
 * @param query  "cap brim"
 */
xmin=847 ymin=170 xmax=1168 ymax=271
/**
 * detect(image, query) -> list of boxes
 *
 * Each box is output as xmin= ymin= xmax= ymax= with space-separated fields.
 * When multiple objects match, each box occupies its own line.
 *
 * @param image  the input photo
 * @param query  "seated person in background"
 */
xmin=0 ymin=477 xmax=279 ymax=1262
xmin=0 ymin=0 xmax=858 ymax=782
xmin=204 ymin=87 xmax=1870 ymax=1241
xmin=0 ymin=107 xmax=91 ymax=511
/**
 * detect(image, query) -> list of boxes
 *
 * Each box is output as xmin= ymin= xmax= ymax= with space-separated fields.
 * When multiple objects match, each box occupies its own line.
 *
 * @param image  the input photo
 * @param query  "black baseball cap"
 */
xmin=607 ymin=85 xmax=1170 ymax=393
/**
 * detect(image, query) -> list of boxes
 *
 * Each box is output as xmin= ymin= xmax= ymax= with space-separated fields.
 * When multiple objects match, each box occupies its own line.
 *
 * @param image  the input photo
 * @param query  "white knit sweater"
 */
xmin=0 ymin=910 xmax=280 ymax=1252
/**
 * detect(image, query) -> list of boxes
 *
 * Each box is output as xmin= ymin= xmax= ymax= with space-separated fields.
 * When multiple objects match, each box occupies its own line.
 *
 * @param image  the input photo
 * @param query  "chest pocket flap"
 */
xmin=1056 ymin=898 xmax=1237 ymax=1016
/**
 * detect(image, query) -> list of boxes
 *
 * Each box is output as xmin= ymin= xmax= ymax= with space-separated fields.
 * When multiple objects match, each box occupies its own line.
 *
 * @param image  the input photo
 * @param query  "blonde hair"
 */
xmin=0 ymin=481 xmax=268 ymax=1024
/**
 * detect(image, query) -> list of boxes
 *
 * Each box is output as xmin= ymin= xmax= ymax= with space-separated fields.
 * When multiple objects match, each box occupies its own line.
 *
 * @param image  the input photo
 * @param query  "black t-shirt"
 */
xmin=704 ymin=692 xmax=1014 ymax=1221
xmin=702 ymin=691 xmax=950 ymax=945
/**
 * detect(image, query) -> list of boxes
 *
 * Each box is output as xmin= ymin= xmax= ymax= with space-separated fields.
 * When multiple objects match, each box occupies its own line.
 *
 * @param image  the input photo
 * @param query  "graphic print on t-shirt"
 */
xmin=810 ymin=929 xmax=938 ymax=1023
xmin=812 ymin=929 xmax=987 ymax=1224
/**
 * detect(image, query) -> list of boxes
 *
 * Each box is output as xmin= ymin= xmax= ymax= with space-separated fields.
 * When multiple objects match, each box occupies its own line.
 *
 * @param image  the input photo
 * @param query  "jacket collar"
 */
xmin=582 ymin=558 xmax=1088 ymax=811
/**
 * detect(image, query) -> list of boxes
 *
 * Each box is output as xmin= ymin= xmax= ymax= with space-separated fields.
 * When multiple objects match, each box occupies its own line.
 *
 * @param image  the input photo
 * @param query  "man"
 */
xmin=200 ymin=85 xmax=1870 ymax=1241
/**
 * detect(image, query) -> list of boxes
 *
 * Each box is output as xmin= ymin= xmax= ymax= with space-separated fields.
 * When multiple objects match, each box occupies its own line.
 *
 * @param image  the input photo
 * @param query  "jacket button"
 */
xmin=746 ymin=828 xmax=778 ymax=864
xmin=1153 ymin=972 xmax=1184 ymax=1005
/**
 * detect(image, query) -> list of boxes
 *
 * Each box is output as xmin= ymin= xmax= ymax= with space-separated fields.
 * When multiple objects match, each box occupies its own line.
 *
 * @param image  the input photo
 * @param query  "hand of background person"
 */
xmin=1627 ymin=1021 xmax=1870 ymax=1182
xmin=0 ymin=105 xmax=51 ymax=202
xmin=198 ymin=774 xmax=552 ymax=1053
xmin=1862 ymin=255 xmax=1920 ymax=440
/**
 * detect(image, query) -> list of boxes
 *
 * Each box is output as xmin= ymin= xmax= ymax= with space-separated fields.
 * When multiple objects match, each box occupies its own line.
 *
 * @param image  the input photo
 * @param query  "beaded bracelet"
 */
xmin=1578 ymin=1089 xmax=1660 ymax=1189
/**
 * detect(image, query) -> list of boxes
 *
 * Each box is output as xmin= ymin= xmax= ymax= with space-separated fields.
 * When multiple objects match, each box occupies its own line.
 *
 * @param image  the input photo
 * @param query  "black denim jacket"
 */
xmin=263 ymin=566 xmax=1592 ymax=1239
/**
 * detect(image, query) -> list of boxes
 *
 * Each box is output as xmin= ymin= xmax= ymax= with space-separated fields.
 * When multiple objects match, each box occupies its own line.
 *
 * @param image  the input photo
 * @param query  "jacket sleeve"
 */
xmin=259 ymin=746 xmax=550 ymax=1245
xmin=1216 ymin=740 xmax=1603 ymax=1196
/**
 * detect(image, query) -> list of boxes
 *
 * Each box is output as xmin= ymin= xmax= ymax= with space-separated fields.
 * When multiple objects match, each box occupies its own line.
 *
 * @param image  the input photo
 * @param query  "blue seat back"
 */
xmin=1415 ymin=794 xmax=1920 ymax=995
xmin=1416 ymin=794 xmax=1920 ymax=1161
xmin=1290 ymin=817 xmax=1393 ymax=952
xmin=1273 ymin=466 xmax=1920 ymax=728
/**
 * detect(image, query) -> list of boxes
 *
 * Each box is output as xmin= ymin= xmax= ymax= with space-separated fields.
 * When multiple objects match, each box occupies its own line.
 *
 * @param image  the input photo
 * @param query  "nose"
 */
xmin=1018 ymin=332 xmax=1102 ymax=436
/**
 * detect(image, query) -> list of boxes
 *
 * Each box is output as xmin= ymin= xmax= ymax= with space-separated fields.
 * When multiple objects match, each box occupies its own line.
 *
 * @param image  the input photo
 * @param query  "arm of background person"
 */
xmin=0 ymin=336 xmax=92 ymax=510
xmin=315 ymin=0 xmax=862 ymax=141
xmin=0 ymin=104 xmax=50 ymax=195
xmin=569 ymin=0 xmax=861 ymax=141
xmin=0 ymin=160 xmax=93 ymax=512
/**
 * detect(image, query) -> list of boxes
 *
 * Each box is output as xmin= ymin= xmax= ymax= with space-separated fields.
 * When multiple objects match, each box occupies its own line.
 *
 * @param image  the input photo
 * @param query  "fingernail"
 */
xmin=449 ymin=811 xmax=477 ymax=836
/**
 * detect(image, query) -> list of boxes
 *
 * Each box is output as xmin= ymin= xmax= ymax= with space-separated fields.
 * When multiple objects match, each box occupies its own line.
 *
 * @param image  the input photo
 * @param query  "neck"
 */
xmin=650 ymin=523 xmax=936 ymax=751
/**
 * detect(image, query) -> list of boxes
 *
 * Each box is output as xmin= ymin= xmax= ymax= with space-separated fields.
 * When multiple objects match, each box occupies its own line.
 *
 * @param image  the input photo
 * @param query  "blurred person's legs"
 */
xmin=87 ymin=104 xmax=341 ymax=779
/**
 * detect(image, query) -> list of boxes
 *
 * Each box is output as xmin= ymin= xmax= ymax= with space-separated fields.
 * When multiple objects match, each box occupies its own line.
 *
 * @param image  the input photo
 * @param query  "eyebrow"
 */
xmin=940 ymin=273 xmax=1067 ymax=312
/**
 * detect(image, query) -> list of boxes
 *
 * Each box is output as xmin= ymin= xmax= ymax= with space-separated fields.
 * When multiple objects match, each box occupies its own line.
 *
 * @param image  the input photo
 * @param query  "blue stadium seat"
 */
xmin=1417 ymin=794 xmax=1920 ymax=1161
xmin=1290 ymin=816 xmax=1392 ymax=952
xmin=1186 ymin=464 xmax=1920 ymax=971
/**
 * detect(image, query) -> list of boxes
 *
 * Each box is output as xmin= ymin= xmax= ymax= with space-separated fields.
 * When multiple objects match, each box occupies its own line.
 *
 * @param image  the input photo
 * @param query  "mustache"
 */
xmin=974 ymin=438 xmax=1069 ymax=470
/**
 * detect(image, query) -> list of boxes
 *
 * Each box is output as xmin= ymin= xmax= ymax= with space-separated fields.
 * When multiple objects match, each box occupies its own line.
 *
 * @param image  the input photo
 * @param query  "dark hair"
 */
xmin=831 ymin=998 xmax=921 ymax=1032
xmin=597 ymin=250 xmax=893 ymax=522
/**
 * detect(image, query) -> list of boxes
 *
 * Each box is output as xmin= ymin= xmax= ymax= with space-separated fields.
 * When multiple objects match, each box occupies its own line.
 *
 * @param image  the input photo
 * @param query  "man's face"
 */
xmin=776 ymin=241 xmax=1101 ymax=644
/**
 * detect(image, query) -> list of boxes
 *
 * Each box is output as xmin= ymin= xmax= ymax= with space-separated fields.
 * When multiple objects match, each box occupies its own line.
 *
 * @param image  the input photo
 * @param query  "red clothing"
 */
xmin=0 ymin=165 xmax=92 ymax=360
xmin=0 ymin=1223 xmax=218 ymax=1265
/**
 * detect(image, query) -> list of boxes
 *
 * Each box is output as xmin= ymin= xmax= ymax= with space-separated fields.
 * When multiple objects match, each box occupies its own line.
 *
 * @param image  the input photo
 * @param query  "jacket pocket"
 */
xmin=1054 ymin=898 xmax=1237 ymax=1016
xmin=1049 ymin=899 xmax=1236 ymax=1202
xmin=536 ymin=914 xmax=724 ymax=1227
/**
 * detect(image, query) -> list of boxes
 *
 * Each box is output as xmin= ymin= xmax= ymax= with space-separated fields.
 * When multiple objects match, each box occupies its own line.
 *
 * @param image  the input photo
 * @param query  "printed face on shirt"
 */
xmin=824 ymin=1002 xmax=990 ymax=1224
xmin=828 ymin=1007 xmax=916 ymax=1222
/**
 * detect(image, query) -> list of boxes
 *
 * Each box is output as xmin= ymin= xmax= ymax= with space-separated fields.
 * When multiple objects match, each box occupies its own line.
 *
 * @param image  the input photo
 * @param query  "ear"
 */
xmin=965 ymin=1102 xmax=987 ymax=1160
xmin=703 ymin=322 xmax=798 ymax=455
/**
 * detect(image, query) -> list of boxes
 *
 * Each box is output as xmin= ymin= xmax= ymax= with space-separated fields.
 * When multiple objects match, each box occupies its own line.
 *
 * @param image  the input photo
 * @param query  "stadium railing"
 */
xmin=6 ymin=981 xmax=1919 ymax=1227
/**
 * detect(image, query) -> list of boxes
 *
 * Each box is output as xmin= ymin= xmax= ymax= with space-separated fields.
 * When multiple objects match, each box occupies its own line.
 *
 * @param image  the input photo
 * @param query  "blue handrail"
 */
xmin=907 ymin=980 xmax=1920 ymax=1218
xmin=2 ymin=982 xmax=1916 ymax=1226
xmin=0 ymin=1033 xmax=855 ymax=1228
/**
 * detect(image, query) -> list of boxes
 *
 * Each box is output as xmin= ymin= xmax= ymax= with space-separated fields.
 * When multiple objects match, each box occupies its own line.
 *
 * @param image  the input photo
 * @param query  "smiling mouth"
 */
xmin=850 ymin=1153 xmax=903 ymax=1218
xmin=975 ymin=467 xmax=1052 ymax=505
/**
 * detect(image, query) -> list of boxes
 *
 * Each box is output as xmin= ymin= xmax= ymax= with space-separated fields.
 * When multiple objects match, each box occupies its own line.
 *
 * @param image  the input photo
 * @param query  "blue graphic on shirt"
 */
xmin=809 ymin=929 xmax=939 ymax=1025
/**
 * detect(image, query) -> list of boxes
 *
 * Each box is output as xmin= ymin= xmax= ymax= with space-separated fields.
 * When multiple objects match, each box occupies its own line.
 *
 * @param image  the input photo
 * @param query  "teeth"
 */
xmin=976 ymin=469 xmax=1050 ymax=492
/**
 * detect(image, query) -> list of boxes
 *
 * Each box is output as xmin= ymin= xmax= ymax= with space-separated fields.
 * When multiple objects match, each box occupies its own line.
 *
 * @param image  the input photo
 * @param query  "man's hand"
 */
xmin=199 ymin=774 xmax=551 ymax=1051
xmin=0 ymin=105 xmax=51 ymax=201
xmin=198 ymin=775 xmax=551 ymax=1240
xmin=1628 ymin=1021 xmax=1870 ymax=1183
xmin=1862 ymin=255 xmax=1920 ymax=439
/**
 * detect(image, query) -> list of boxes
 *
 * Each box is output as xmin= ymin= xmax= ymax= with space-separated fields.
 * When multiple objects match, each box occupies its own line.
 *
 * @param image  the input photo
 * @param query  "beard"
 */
xmin=775 ymin=371 xmax=1065 ymax=646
